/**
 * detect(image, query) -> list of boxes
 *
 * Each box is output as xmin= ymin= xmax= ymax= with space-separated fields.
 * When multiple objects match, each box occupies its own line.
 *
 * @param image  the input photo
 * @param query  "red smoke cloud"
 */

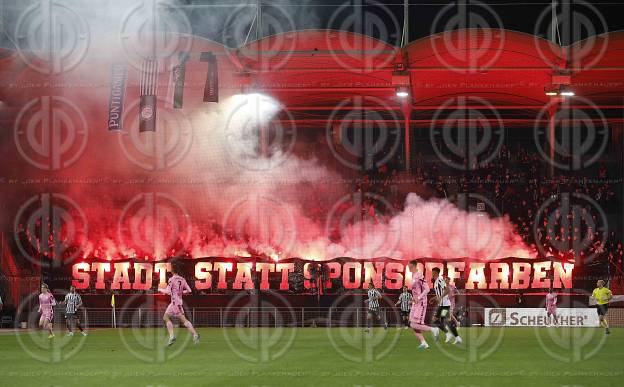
xmin=0 ymin=41 xmax=534 ymax=265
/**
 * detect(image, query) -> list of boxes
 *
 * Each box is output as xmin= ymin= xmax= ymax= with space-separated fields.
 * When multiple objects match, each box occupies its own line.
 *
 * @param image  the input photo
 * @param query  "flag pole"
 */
xmin=111 ymin=294 xmax=116 ymax=328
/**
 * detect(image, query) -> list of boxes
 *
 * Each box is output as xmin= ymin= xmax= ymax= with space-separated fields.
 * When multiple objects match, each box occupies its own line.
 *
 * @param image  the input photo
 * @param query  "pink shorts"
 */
xmin=40 ymin=310 xmax=53 ymax=322
xmin=165 ymin=303 xmax=185 ymax=317
xmin=547 ymin=306 xmax=557 ymax=315
xmin=409 ymin=300 xmax=427 ymax=325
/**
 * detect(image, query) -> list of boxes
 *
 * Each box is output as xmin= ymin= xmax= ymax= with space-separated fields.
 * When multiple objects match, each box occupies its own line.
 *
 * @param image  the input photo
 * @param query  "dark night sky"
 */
xmin=186 ymin=0 xmax=624 ymax=46
xmin=2 ymin=0 xmax=624 ymax=50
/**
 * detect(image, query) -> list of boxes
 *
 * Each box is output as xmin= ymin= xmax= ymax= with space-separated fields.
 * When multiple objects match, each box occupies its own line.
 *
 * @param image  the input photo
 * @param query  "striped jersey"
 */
xmin=434 ymin=277 xmax=451 ymax=306
xmin=367 ymin=288 xmax=382 ymax=309
xmin=398 ymin=291 xmax=413 ymax=311
xmin=64 ymin=292 xmax=82 ymax=314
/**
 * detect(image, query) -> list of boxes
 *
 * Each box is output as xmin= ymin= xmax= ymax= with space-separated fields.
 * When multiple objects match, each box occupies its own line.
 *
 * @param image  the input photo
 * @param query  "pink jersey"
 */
xmin=167 ymin=275 xmax=191 ymax=306
xmin=38 ymin=292 xmax=56 ymax=312
xmin=546 ymin=292 xmax=557 ymax=308
xmin=448 ymin=283 xmax=457 ymax=309
xmin=411 ymin=272 xmax=430 ymax=301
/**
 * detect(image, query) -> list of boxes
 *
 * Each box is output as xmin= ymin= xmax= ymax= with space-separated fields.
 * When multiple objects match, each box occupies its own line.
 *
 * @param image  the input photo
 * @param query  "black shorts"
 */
xmin=597 ymin=304 xmax=609 ymax=316
xmin=435 ymin=306 xmax=450 ymax=319
xmin=400 ymin=310 xmax=410 ymax=318
xmin=368 ymin=308 xmax=380 ymax=316
xmin=65 ymin=312 xmax=78 ymax=320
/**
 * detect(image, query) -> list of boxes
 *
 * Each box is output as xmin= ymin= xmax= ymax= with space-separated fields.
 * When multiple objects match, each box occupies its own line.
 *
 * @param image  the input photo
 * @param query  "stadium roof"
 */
xmin=1 ymin=28 xmax=623 ymax=129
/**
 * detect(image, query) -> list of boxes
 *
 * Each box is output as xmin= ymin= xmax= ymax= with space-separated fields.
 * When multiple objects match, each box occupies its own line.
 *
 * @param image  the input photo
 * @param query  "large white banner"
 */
xmin=485 ymin=308 xmax=600 ymax=327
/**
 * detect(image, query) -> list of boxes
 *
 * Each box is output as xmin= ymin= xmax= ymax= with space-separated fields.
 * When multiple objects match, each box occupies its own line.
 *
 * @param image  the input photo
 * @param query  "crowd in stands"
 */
xmin=359 ymin=143 xmax=623 ymax=287
xmin=7 ymin=140 xmax=624 ymax=291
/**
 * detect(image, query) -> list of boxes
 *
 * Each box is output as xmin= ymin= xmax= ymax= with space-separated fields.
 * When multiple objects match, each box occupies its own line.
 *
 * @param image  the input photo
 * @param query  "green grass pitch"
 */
xmin=0 ymin=327 xmax=622 ymax=386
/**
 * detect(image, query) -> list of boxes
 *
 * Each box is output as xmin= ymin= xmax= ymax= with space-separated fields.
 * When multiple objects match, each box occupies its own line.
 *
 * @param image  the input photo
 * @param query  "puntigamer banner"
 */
xmin=60 ymin=257 xmax=574 ymax=294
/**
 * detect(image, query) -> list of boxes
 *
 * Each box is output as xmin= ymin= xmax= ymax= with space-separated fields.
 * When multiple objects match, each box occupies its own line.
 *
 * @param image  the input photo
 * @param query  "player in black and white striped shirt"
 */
xmin=430 ymin=268 xmax=461 ymax=344
xmin=61 ymin=286 xmax=87 ymax=336
xmin=364 ymin=282 xmax=388 ymax=332
xmin=395 ymin=286 xmax=412 ymax=329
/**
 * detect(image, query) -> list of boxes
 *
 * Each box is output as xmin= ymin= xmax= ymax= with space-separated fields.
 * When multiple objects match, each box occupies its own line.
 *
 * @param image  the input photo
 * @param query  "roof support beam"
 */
xmin=281 ymin=105 xmax=624 ymax=111
xmin=271 ymin=118 xmax=624 ymax=124
xmin=238 ymin=66 xmax=624 ymax=72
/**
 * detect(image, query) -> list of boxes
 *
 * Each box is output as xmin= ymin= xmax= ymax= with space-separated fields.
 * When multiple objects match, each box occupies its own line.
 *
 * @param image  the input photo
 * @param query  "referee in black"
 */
xmin=395 ymin=285 xmax=412 ymax=329
xmin=61 ymin=285 xmax=87 ymax=336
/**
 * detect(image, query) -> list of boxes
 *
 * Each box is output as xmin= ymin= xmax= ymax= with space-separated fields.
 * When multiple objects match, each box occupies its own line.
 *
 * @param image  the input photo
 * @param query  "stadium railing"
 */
xmin=27 ymin=306 xmax=624 ymax=328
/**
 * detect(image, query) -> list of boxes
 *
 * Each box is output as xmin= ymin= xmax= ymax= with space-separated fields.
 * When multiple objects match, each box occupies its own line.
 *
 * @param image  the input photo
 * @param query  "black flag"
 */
xmin=172 ymin=52 xmax=188 ymax=108
xmin=139 ymin=60 xmax=158 ymax=132
xmin=200 ymin=52 xmax=218 ymax=102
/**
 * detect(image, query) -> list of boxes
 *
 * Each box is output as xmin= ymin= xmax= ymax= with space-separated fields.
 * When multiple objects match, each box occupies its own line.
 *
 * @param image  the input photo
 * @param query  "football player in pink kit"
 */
xmin=38 ymin=283 xmax=56 ymax=339
xmin=407 ymin=260 xmax=439 ymax=350
xmin=444 ymin=276 xmax=461 ymax=342
xmin=159 ymin=264 xmax=200 ymax=346
xmin=545 ymin=287 xmax=558 ymax=327
xmin=445 ymin=277 xmax=457 ymax=316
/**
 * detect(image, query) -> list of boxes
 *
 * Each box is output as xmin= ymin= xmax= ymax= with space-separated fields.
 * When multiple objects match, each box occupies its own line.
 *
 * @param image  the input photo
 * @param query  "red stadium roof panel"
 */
xmin=406 ymin=29 xmax=564 ymax=70
xmin=237 ymin=29 xmax=397 ymax=71
xmin=1 ymin=29 xmax=623 ymax=127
